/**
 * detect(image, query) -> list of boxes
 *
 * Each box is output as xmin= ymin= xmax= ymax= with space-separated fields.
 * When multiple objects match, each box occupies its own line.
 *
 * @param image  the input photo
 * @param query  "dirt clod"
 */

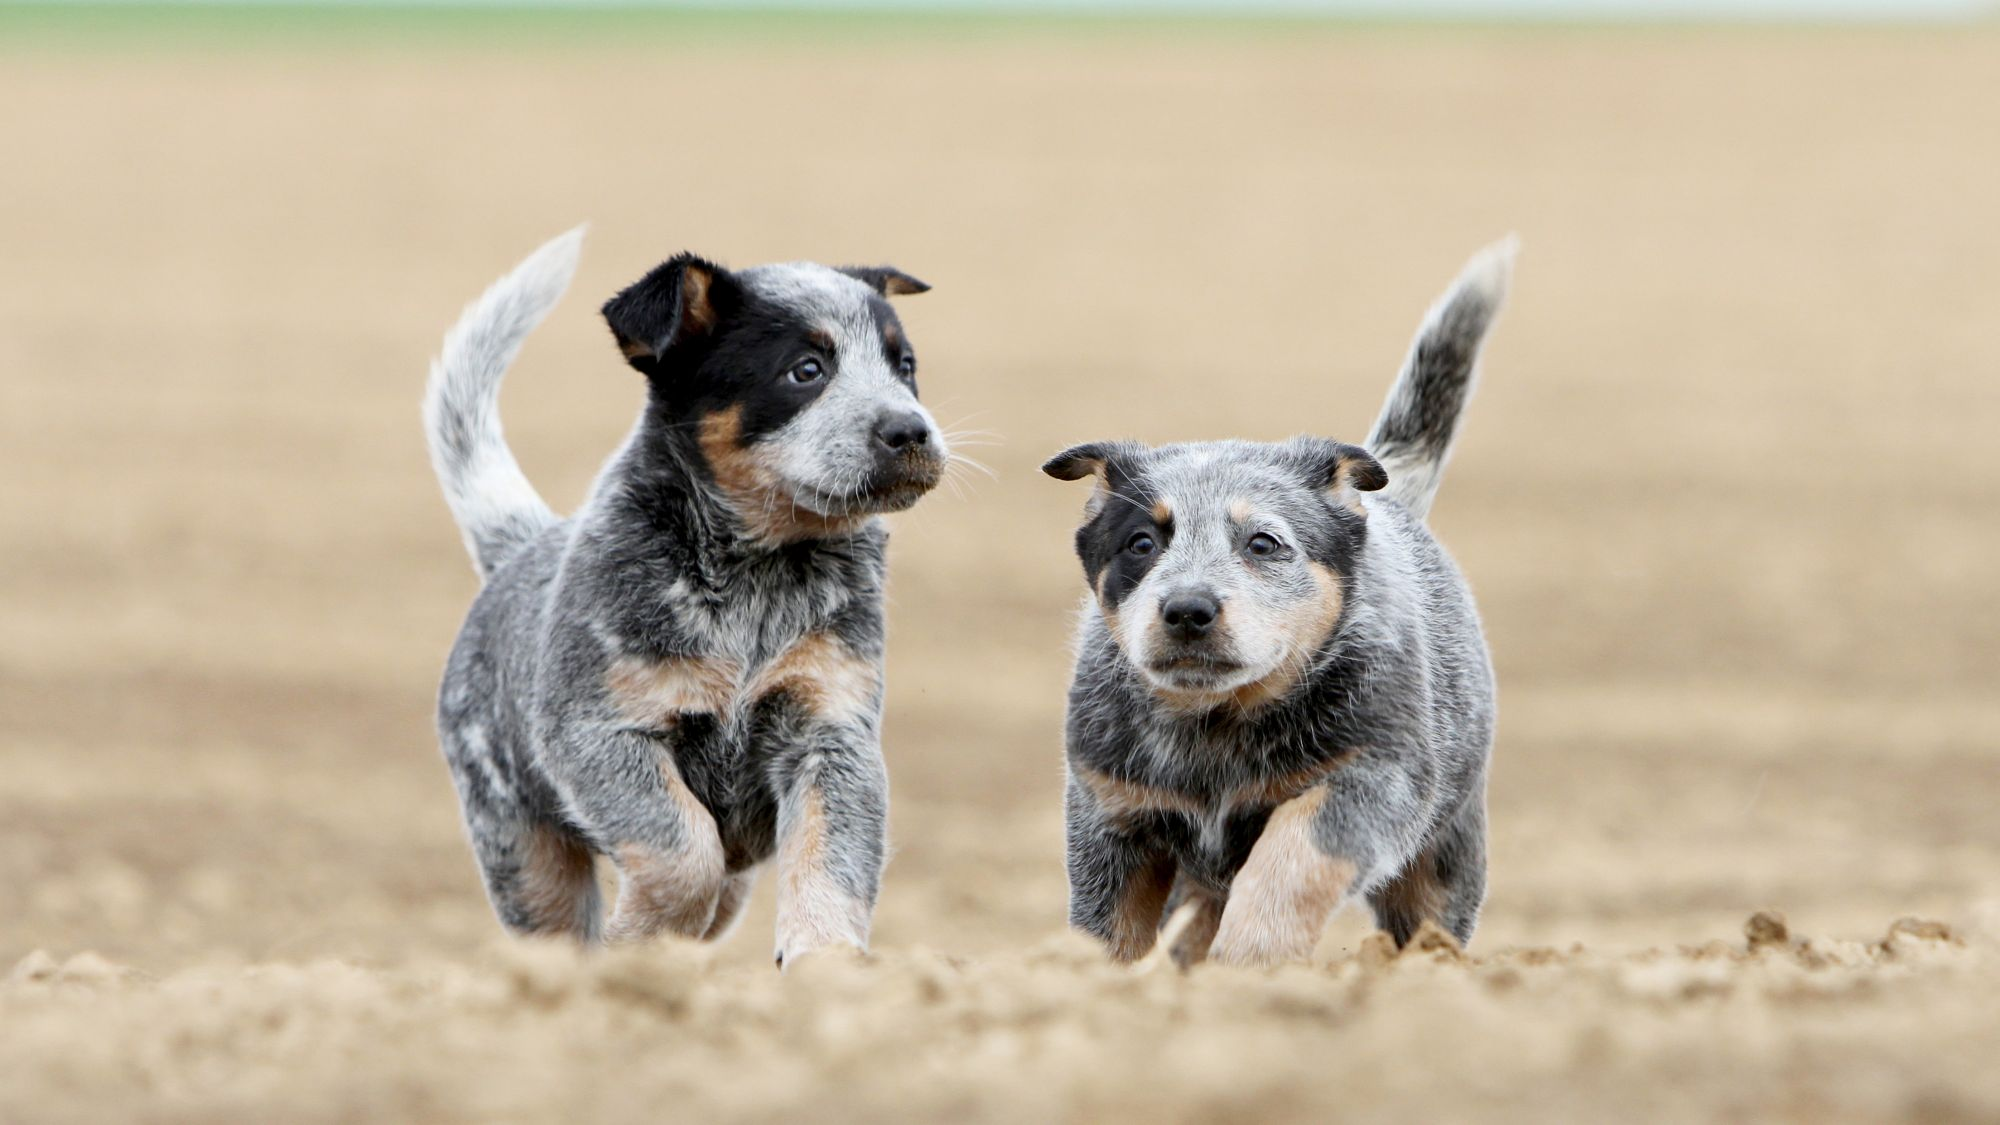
xmin=1745 ymin=912 xmax=1792 ymax=950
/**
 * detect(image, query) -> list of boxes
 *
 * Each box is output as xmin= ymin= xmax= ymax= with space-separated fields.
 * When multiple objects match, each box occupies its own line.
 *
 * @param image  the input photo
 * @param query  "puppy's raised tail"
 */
xmin=1366 ymin=236 xmax=1516 ymax=521
xmin=423 ymin=226 xmax=582 ymax=579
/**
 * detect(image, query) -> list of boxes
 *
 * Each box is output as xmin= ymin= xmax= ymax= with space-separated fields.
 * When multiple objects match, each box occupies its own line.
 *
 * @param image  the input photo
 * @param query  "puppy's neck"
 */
xmin=589 ymin=402 xmax=872 ymax=567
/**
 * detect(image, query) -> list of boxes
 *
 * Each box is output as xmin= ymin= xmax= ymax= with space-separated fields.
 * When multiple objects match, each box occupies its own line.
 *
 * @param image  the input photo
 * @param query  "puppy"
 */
xmin=1045 ymin=240 xmax=1514 ymax=967
xmin=423 ymin=228 xmax=947 ymax=965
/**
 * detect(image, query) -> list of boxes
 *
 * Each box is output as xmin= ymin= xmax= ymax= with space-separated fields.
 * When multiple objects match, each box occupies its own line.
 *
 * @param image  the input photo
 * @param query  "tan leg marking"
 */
xmin=1104 ymin=856 xmax=1177 ymax=963
xmin=775 ymin=787 xmax=870 ymax=962
xmin=751 ymin=632 xmax=882 ymax=726
xmin=1169 ymin=890 xmax=1226 ymax=968
xmin=605 ymin=654 xmax=739 ymax=728
xmin=604 ymin=754 xmax=726 ymax=943
xmin=514 ymin=823 xmax=598 ymax=940
xmin=1375 ymin=847 xmax=1451 ymax=946
xmin=1210 ymin=786 xmax=1357 ymax=967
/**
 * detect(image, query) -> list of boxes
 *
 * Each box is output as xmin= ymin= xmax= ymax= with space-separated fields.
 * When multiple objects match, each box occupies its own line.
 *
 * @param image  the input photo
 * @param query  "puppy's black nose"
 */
xmin=874 ymin=411 xmax=931 ymax=454
xmin=1161 ymin=591 xmax=1220 ymax=640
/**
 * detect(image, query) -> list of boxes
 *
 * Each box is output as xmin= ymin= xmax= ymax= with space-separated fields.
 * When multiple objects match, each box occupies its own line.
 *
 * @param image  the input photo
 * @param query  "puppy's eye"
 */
xmin=1126 ymin=532 xmax=1156 ymax=557
xmin=898 ymin=354 xmax=916 ymax=379
xmin=1244 ymin=533 xmax=1282 ymax=558
xmin=786 ymin=358 xmax=826 ymax=385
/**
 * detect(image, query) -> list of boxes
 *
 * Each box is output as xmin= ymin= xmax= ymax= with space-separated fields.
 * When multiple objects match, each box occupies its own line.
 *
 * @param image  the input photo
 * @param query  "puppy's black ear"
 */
xmin=839 ymin=266 xmax=931 ymax=297
xmin=1288 ymin=437 xmax=1388 ymax=495
xmin=602 ymin=253 xmax=736 ymax=370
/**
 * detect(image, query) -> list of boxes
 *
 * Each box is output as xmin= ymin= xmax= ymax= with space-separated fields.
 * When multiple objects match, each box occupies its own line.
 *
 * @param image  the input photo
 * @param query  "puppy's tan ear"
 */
xmin=1287 ymin=437 xmax=1388 ymax=502
xmin=602 ymin=253 xmax=736 ymax=370
xmin=1042 ymin=441 xmax=1134 ymax=482
xmin=1045 ymin=441 xmax=1146 ymax=519
xmin=839 ymin=266 xmax=931 ymax=297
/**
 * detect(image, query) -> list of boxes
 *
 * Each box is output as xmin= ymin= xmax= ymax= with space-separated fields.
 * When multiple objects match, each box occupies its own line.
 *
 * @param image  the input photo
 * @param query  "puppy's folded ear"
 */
xmin=1287 ymin=436 xmax=1388 ymax=497
xmin=602 ymin=253 xmax=736 ymax=371
xmin=839 ymin=266 xmax=931 ymax=297
xmin=1042 ymin=441 xmax=1136 ymax=483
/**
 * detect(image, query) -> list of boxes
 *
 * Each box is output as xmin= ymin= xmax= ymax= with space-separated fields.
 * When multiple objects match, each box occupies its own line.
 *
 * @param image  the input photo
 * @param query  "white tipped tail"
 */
xmin=423 ymin=226 xmax=584 ymax=579
xmin=1366 ymin=236 xmax=1517 ymax=520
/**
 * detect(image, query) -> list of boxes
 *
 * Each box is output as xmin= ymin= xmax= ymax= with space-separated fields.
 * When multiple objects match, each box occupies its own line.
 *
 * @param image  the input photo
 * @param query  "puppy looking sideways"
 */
xmin=423 ymin=229 xmax=947 ymax=966
xmin=1046 ymin=241 xmax=1515 ymax=968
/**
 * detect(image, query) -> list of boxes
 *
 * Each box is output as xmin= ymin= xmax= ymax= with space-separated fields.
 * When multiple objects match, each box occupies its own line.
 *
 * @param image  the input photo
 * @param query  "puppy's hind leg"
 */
xmin=1370 ymin=796 xmax=1487 ymax=949
xmin=450 ymin=716 xmax=604 ymax=936
xmin=1162 ymin=873 xmax=1226 ymax=969
xmin=470 ymin=818 xmax=602 ymax=943
xmin=442 ymin=726 xmax=602 ymax=942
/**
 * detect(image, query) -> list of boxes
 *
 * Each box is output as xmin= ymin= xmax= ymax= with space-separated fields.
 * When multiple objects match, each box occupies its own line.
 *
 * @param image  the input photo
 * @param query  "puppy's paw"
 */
xmin=774 ymin=884 xmax=870 ymax=971
xmin=773 ymin=937 xmax=866 ymax=973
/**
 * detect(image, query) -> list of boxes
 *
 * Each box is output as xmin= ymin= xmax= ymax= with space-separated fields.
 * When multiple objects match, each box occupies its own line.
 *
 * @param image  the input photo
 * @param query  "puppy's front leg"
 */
xmin=1065 ymin=774 xmax=1177 ymax=962
xmin=754 ymin=628 xmax=890 ymax=968
xmin=1209 ymin=762 xmax=1430 ymax=968
xmin=771 ymin=744 xmax=887 ymax=967
xmin=1208 ymin=786 xmax=1354 ymax=967
xmin=548 ymin=725 xmax=728 ymax=944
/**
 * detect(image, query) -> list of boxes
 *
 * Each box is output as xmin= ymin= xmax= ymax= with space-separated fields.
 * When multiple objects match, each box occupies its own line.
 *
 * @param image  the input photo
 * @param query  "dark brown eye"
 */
xmin=1245 ymin=533 xmax=1281 ymax=558
xmin=786 ymin=358 xmax=826 ymax=385
xmin=898 ymin=354 xmax=916 ymax=379
xmin=1126 ymin=532 xmax=1156 ymax=557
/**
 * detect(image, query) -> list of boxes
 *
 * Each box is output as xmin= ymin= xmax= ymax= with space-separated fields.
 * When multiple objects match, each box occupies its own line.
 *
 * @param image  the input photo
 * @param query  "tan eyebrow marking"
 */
xmin=1151 ymin=499 xmax=1173 ymax=524
xmin=1228 ymin=498 xmax=1252 ymax=524
xmin=805 ymin=327 xmax=837 ymax=352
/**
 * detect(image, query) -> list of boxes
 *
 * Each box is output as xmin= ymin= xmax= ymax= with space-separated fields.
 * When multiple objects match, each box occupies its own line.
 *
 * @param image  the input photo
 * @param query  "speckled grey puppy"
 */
xmin=423 ymin=228 xmax=947 ymax=966
xmin=1045 ymin=240 xmax=1515 ymax=967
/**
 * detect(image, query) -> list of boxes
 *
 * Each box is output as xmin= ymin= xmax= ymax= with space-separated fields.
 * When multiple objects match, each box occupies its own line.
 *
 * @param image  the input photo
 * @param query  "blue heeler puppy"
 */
xmin=1045 ymin=240 xmax=1515 ymax=967
xmin=422 ymin=229 xmax=949 ymax=966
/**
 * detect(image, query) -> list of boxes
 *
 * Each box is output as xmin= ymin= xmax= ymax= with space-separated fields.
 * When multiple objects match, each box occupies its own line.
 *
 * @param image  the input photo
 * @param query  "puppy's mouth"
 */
xmin=1142 ymin=652 xmax=1250 ymax=693
xmin=794 ymin=459 xmax=947 ymax=517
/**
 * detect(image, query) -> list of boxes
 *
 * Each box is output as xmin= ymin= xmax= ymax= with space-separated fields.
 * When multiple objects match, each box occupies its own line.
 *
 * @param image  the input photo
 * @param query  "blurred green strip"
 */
xmin=0 ymin=2 xmax=1404 ymax=50
xmin=0 ymin=1 xmax=1988 ymax=51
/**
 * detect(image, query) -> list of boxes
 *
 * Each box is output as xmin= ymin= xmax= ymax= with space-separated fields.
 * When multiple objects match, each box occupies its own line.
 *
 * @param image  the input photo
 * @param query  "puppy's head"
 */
xmin=604 ymin=255 xmax=946 ymax=540
xmin=1044 ymin=437 xmax=1385 ymax=711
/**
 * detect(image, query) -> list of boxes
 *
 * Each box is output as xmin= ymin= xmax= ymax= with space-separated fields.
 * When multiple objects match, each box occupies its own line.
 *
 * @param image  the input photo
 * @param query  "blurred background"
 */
xmin=2 ymin=0 xmax=1998 ymax=1119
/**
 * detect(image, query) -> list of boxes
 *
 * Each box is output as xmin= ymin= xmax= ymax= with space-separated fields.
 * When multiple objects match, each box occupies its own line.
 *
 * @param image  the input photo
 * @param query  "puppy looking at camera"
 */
xmin=423 ymin=228 xmax=946 ymax=966
xmin=1046 ymin=241 xmax=1514 ymax=968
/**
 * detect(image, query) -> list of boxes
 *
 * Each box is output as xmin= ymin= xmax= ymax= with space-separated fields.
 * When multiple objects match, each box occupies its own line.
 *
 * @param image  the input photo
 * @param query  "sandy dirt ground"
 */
xmin=3 ymin=21 xmax=1998 ymax=1122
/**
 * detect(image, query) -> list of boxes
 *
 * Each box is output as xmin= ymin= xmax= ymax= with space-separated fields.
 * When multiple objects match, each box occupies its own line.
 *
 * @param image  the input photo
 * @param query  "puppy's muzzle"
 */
xmin=862 ymin=409 xmax=946 ymax=504
xmin=1145 ymin=588 xmax=1245 ymax=690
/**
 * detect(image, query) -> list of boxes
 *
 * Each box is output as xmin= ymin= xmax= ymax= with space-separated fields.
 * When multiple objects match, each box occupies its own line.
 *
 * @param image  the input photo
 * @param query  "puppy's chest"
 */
xmin=604 ymin=568 xmax=880 ymax=734
xmin=1079 ymin=756 xmax=1325 ymax=828
xmin=1075 ymin=720 xmax=1345 ymax=856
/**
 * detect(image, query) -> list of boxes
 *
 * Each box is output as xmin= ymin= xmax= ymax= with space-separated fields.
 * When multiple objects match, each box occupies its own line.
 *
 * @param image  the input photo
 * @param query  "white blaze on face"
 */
xmin=739 ymin=263 xmax=944 ymax=511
